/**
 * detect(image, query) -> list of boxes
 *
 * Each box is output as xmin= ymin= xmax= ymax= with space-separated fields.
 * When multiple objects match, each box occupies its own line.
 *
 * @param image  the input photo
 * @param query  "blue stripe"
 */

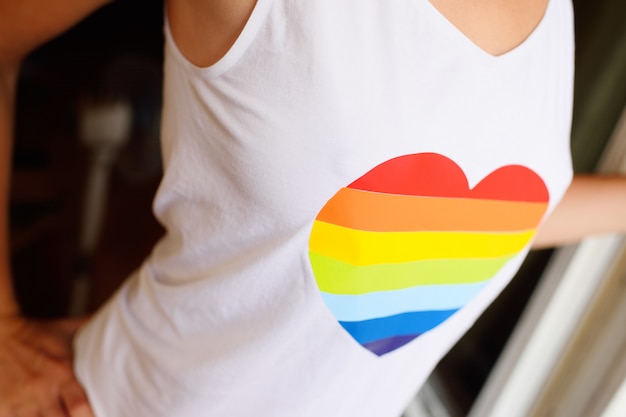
xmin=321 ymin=282 xmax=486 ymax=322
xmin=339 ymin=309 xmax=458 ymax=345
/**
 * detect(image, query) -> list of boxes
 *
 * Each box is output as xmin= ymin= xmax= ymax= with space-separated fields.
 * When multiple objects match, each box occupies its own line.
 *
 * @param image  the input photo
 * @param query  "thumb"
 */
xmin=61 ymin=381 xmax=96 ymax=417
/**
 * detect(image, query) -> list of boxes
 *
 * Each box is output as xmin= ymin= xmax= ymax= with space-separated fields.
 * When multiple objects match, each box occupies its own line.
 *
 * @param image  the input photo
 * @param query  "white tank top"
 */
xmin=74 ymin=1 xmax=575 ymax=416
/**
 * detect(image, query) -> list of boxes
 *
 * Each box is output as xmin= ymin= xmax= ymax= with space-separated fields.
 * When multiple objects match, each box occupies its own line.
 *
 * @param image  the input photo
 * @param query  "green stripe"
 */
xmin=309 ymin=252 xmax=514 ymax=295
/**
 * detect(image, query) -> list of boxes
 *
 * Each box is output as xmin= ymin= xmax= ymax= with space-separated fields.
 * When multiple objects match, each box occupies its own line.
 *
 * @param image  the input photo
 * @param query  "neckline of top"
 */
xmin=419 ymin=0 xmax=554 ymax=62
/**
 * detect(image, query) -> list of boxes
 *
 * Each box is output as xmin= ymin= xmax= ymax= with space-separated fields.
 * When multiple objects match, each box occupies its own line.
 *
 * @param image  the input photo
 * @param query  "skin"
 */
xmin=533 ymin=175 xmax=626 ymax=248
xmin=429 ymin=0 xmax=549 ymax=56
xmin=167 ymin=0 xmax=549 ymax=65
xmin=1 ymin=0 xmax=625 ymax=414
xmin=167 ymin=0 xmax=258 ymax=67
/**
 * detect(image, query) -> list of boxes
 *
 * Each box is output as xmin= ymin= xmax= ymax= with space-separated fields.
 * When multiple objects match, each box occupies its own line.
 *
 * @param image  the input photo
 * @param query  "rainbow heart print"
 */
xmin=308 ymin=153 xmax=549 ymax=356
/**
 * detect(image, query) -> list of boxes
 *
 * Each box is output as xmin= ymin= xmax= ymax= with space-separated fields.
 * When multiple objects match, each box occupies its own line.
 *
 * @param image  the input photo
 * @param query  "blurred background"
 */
xmin=11 ymin=0 xmax=164 ymax=316
xmin=8 ymin=0 xmax=626 ymax=415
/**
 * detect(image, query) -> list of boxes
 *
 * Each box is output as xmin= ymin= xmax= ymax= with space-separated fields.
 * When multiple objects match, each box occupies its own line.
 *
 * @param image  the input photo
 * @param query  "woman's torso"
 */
xmin=74 ymin=1 xmax=574 ymax=416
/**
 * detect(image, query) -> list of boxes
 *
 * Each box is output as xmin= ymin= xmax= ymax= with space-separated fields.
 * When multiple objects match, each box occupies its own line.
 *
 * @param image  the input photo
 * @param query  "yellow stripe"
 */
xmin=309 ymin=220 xmax=535 ymax=266
xmin=310 ymin=252 xmax=514 ymax=294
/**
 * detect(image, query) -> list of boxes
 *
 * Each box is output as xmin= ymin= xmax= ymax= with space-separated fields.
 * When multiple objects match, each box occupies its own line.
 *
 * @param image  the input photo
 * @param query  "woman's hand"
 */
xmin=0 ymin=316 xmax=95 ymax=417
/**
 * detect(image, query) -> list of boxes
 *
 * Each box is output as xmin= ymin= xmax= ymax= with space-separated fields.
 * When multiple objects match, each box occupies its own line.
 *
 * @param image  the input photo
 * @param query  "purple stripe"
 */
xmin=363 ymin=334 xmax=421 ymax=356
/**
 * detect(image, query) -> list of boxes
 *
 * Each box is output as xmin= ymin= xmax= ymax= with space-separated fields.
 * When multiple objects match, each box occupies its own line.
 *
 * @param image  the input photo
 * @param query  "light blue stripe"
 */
xmin=321 ymin=281 xmax=488 ymax=322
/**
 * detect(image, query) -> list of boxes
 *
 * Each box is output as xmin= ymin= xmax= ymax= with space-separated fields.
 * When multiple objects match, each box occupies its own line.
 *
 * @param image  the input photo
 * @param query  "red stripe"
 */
xmin=348 ymin=153 xmax=549 ymax=202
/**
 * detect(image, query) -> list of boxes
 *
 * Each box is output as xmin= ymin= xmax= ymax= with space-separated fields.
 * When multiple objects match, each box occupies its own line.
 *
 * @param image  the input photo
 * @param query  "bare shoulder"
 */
xmin=428 ymin=0 xmax=549 ymax=56
xmin=166 ymin=0 xmax=257 ymax=67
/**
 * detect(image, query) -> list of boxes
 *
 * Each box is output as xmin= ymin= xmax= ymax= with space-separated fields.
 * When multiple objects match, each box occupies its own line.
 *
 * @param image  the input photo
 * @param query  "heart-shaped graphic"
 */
xmin=309 ymin=153 xmax=549 ymax=356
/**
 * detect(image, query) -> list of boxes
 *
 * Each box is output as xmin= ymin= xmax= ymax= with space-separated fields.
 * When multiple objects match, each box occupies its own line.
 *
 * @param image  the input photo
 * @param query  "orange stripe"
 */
xmin=316 ymin=188 xmax=548 ymax=232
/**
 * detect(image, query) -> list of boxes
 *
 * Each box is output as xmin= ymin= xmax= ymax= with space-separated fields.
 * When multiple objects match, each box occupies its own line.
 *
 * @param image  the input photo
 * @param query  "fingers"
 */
xmin=0 ymin=317 xmax=95 ymax=417
xmin=42 ymin=400 xmax=67 ymax=417
xmin=60 ymin=383 xmax=94 ymax=417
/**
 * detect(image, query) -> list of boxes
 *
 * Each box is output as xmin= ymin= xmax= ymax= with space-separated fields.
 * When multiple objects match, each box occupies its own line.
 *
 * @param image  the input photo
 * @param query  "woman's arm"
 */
xmin=0 ymin=62 xmax=18 ymax=317
xmin=0 ymin=0 xmax=112 ymax=63
xmin=0 ymin=0 xmax=112 ymax=318
xmin=533 ymin=175 xmax=626 ymax=249
xmin=0 ymin=1 xmax=111 ymax=416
